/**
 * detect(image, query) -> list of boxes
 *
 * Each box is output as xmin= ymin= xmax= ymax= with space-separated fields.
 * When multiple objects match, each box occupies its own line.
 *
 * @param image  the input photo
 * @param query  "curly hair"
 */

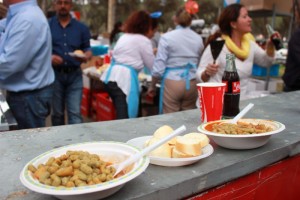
xmin=123 ymin=10 xmax=152 ymax=35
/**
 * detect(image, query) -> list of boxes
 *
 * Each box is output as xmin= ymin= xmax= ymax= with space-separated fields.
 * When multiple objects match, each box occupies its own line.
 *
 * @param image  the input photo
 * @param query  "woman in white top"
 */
xmin=101 ymin=10 xmax=154 ymax=119
xmin=197 ymin=3 xmax=276 ymax=100
xmin=149 ymin=7 xmax=204 ymax=114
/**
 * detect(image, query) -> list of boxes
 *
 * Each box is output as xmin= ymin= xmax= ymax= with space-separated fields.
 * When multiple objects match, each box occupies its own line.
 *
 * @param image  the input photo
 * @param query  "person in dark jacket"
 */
xmin=282 ymin=27 xmax=300 ymax=91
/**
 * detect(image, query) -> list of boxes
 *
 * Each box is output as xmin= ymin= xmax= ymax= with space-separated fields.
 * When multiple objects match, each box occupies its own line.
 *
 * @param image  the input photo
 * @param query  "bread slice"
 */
xmin=172 ymin=147 xmax=192 ymax=158
xmin=175 ymin=136 xmax=202 ymax=156
xmin=147 ymin=137 xmax=172 ymax=158
xmin=153 ymin=125 xmax=177 ymax=145
xmin=74 ymin=50 xmax=84 ymax=55
xmin=183 ymin=132 xmax=209 ymax=148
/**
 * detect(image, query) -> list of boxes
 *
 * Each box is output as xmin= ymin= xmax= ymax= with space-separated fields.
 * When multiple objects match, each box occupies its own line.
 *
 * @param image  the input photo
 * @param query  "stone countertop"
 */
xmin=1 ymin=91 xmax=300 ymax=200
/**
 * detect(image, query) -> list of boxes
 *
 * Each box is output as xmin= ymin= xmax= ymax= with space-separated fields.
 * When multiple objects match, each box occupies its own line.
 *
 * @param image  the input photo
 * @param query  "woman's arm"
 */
xmin=196 ymin=45 xmax=219 ymax=82
xmin=148 ymin=36 xmax=169 ymax=96
xmin=252 ymin=41 xmax=274 ymax=67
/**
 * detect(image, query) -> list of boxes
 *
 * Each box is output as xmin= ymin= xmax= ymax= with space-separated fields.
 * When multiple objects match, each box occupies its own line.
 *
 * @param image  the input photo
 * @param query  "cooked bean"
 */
xmin=56 ymin=166 xmax=73 ymax=177
xmin=28 ymin=164 xmax=37 ymax=173
xmin=28 ymin=150 xmax=121 ymax=188
xmin=50 ymin=174 xmax=61 ymax=186
xmin=66 ymin=181 xmax=75 ymax=187
xmin=38 ymin=171 xmax=50 ymax=183
xmin=48 ymin=165 xmax=59 ymax=174
xmin=61 ymin=177 xmax=70 ymax=186
xmin=80 ymin=164 xmax=93 ymax=174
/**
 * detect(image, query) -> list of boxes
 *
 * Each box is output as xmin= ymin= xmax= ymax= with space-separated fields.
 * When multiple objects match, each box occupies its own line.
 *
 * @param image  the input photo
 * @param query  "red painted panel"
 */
xmin=188 ymin=155 xmax=300 ymax=200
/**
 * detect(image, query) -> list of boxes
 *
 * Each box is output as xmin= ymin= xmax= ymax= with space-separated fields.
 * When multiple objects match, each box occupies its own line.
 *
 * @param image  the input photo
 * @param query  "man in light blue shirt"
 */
xmin=0 ymin=0 xmax=54 ymax=129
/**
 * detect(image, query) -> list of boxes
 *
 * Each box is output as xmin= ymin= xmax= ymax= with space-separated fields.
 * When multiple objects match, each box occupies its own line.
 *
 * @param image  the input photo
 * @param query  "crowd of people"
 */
xmin=0 ymin=0 xmax=91 ymax=129
xmin=0 ymin=0 xmax=297 ymax=130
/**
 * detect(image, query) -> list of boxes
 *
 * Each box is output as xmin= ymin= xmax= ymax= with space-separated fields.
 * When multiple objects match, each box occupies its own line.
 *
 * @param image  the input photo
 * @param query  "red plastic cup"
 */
xmin=197 ymin=83 xmax=226 ymax=123
xmin=103 ymin=54 xmax=111 ymax=64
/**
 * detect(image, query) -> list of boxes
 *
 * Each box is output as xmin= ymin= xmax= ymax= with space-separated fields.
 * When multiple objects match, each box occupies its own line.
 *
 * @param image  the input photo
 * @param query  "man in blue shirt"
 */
xmin=49 ymin=0 xmax=92 ymax=125
xmin=0 ymin=0 xmax=55 ymax=129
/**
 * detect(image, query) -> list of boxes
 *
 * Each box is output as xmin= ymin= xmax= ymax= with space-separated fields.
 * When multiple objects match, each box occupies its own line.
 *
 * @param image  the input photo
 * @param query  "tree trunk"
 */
xmin=108 ymin=0 xmax=116 ymax=33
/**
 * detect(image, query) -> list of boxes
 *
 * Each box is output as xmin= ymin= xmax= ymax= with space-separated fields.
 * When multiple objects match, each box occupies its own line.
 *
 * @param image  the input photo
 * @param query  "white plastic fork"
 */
xmin=112 ymin=125 xmax=187 ymax=177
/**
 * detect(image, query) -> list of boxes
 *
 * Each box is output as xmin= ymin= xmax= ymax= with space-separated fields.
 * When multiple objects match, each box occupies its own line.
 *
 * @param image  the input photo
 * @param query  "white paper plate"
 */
xmin=20 ymin=141 xmax=149 ymax=200
xmin=68 ymin=52 xmax=86 ymax=58
xmin=126 ymin=136 xmax=213 ymax=167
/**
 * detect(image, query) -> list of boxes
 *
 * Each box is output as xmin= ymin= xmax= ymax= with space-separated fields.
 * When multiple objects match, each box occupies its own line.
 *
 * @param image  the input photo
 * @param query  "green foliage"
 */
xmin=37 ymin=0 xmax=291 ymax=40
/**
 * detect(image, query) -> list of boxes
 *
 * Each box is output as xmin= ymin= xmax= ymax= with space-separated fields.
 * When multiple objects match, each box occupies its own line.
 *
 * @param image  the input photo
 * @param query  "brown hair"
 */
xmin=175 ymin=7 xmax=193 ymax=27
xmin=123 ymin=10 xmax=152 ymax=36
xmin=205 ymin=3 xmax=244 ymax=47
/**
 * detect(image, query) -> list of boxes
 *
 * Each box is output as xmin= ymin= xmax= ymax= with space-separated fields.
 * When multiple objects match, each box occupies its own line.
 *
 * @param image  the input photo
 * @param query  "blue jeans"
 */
xmin=6 ymin=84 xmax=53 ymax=129
xmin=51 ymin=69 xmax=83 ymax=125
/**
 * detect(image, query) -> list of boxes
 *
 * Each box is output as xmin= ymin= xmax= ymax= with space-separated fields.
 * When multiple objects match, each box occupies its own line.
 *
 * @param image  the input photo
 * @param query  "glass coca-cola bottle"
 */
xmin=266 ymin=24 xmax=283 ymax=50
xmin=222 ymin=53 xmax=240 ymax=119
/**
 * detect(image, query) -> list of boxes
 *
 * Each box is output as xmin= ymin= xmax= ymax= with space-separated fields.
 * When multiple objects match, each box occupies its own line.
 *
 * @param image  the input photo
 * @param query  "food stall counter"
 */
xmin=0 ymin=91 xmax=300 ymax=200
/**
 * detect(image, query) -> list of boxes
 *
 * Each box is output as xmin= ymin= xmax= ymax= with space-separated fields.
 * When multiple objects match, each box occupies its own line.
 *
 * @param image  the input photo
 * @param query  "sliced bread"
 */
xmin=172 ymin=147 xmax=192 ymax=158
xmin=153 ymin=125 xmax=177 ymax=145
xmin=183 ymin=132 xmax=209 ymax=148
xmin=146 ymin=137 xmax=172 ymax=158
xmin=175 ymin=136 xmax=202 ymax=156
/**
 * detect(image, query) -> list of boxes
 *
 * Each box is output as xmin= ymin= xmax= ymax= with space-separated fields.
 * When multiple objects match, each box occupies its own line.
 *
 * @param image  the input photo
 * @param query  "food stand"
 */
xmin=0 ymin=91 xmax=300 ymax=200
xmin=0 ymin=90 xmax=18 ymax=131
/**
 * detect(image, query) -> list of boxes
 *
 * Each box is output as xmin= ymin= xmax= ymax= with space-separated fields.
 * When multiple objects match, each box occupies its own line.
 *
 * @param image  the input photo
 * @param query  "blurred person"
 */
xmin=101 ymin=10 xmax=155 ymax=119
xmin=196 ymin=3 xmax=276 ymax=100
xmin=0 ymin=0 xmax=54 ymax=129
xmin=141 ymin=12 xmax=162 ymax=76
xmin=282 ymin=5 xmax=300 ymax=91
xmin=49 ymin=0 xmax=92 ymax=125
xmin=109 ymin=21 xmax=123 ymax=50
xmin=150 ymin=12 xmax=162 ymax=53
xmin=148 ymin=7 xmax=204 ymax=114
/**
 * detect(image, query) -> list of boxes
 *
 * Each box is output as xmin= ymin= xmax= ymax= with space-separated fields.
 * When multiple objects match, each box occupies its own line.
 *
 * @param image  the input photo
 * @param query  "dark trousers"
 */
xmin=283 ymin=85 xmax=300 ymax=92
xmin=104 ymin=82 xmax=129 ymax=119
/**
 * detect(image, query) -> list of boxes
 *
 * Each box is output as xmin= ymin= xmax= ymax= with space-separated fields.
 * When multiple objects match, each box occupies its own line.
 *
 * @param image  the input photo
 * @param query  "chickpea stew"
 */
xmin=210 ymin=122 xmax=274 ymax=135
xmin=27 ymin=150 xmax=117 ymax=187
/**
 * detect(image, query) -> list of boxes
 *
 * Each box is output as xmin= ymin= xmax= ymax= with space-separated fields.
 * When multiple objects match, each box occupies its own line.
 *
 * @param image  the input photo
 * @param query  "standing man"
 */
xmin=282 ymin=27 xmax=300 ymax=92
xmin=0 ymin=0 xmax=55 ymax=129
xmin=49 ymin=0 xmax=92 ymax=125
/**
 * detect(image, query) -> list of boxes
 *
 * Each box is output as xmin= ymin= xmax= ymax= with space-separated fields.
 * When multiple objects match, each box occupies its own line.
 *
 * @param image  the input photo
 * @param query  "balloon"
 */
xmin=185 ymin=0 xmax=199 ymax=14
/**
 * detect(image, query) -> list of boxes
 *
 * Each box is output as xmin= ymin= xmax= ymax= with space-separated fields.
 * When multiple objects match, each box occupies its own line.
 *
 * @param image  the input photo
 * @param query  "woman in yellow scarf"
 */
xmin=197 ymin=3 xmax=276 ymax=100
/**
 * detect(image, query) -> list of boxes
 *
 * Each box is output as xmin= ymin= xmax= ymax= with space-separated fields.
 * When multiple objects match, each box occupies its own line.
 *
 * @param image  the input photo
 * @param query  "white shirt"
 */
xmin=197 ymin=40 xmax=274 ymax=100
xmin=101 ymin=33 xmax=154 ymax=96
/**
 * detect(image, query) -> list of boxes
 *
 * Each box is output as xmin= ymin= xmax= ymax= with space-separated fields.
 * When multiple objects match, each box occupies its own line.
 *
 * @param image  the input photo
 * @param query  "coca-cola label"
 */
xmin=222 ymin=81 xmax=240 ymax=93
xmin=232 ymin=81 xmax=240 ymax=93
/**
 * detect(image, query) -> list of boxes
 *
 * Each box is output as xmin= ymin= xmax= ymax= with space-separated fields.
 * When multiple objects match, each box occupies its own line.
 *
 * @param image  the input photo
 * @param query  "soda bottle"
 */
xmin=222 ymin=53 xmax=240 ymax=118
xmin=266 ymin=24 xmax=283 ymax=50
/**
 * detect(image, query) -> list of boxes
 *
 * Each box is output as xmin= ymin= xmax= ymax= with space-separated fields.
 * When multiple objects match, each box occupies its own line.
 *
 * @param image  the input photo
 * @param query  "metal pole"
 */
xmin=265 ymin=4 xmax=277 ymax=91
